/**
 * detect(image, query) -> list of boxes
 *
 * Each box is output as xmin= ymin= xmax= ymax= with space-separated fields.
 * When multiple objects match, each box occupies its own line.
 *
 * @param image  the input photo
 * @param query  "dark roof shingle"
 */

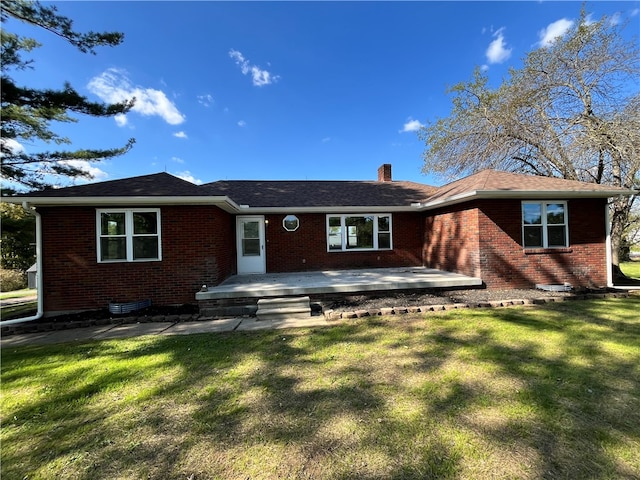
xmin=202 ymin=180 xmax=437 ymax=207
xmin=20 ymin=172 xmax=204 ymax=197
xmin=11 ymin=169 xmax=633 ymax=208
xmin=426 ymin=169 xmax=631 ymax=203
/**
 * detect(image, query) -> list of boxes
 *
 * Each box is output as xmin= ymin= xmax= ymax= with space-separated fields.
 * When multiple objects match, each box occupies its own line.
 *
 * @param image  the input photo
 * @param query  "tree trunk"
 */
xmin=609 ymin=197 xmax=639 ymax=285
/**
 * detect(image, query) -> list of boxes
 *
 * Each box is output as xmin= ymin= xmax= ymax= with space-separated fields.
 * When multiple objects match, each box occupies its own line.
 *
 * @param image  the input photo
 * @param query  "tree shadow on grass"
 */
xmin=2 ymin=299 xmax=639 ymax=479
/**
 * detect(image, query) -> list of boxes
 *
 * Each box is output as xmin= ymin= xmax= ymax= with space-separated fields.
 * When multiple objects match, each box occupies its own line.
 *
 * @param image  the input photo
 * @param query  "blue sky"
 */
xmin=4 ymin=1 xmax=639 ymax=188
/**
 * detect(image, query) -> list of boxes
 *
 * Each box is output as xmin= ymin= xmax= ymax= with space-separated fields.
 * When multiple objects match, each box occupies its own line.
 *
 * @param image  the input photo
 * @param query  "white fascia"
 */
xmin=233 ymin=205 xmax=422 ymax=214
xmin=2 ymin=196 xmax=243 ymax=213
xmin=414 ymin=189 xmax=637 ymax=211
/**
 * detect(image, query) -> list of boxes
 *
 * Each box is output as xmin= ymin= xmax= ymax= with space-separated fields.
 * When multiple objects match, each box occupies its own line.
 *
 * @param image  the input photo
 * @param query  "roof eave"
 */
xmin=417 ymin=189 xmax=636 ymax=211
xmin=236 ymin=205 xmax=422 ymax=214
xmin=5 ymin=196 xmax=243 ymax=213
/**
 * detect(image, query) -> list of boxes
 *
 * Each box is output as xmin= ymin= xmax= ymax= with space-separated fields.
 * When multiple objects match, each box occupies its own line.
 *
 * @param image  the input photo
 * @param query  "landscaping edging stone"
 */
xmin=321 ymin=292 xmax=630 ymax=321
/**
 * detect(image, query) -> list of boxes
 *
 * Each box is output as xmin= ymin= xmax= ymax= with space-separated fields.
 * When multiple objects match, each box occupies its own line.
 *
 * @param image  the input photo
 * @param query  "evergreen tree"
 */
xmin=1 ymin=0 xmax=135 ymax=192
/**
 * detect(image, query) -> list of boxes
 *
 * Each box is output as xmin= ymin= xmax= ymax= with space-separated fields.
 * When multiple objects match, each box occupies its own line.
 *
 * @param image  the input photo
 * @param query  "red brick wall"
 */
xmin=264 ymin=212 xmax=423 ymax=272
xmin=423 ymin=199 xmax=608 ymax=288
xmin=423 ymin=205 xmax=481 ymax=278
xmin=38 ymin=205 xmax=234 ymax=314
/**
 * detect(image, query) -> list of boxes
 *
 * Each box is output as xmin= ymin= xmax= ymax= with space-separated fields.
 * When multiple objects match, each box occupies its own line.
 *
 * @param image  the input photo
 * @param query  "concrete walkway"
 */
xmin=0 ymin=315 xmax=330 ymax=347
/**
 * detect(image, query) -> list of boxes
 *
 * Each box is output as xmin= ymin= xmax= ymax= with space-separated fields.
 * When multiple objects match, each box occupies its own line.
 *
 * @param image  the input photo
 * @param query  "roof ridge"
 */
xmin=479 ymin=169 xmax=493 ymax=190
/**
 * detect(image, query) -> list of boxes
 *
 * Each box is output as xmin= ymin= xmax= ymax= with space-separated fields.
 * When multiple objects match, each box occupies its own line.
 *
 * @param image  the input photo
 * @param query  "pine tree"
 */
xmin=1 ymin=0 xmax=135 ymax=192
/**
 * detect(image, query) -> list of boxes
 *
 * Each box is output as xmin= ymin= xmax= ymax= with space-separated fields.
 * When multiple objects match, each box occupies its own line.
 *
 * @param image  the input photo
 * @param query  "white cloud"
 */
xmin=114 ymin=113 xmax=128 ymax=127
xmin=537 ymin=18 xmax=574 ymax=47
xmin=170 ymin=156 xmax=184 ymax=164
xmin=486 ymin=28 xmax=512 ymax=64
xmin=173 ymin=131 xmax=188 ymax=139
xmin=0 ymin=138 xmax=25 ymax=155
xmin=88 ymin=68 xmax=186 ymax=125
xmin=608 ymin=11 xmax=622 ymax=26
xmin=400 ymin=118 xmax=424 ymax=133
xmin=60 ymin=160 xmax=109 ymax=182
xmin=229 ymin=49 xmax=280 ymax=87
xmin=237 ymin=120 xmax=247 ymax=127
xmin=174 ymin=170 xmax=202 ymax=185
xmin=197 ymin=94 xmax=214 ymax=107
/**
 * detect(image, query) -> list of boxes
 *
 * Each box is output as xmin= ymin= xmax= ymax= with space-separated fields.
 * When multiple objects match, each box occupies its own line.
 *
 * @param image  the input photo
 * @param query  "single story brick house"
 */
xmin=6 ymin=164 xmax=634 ymax=316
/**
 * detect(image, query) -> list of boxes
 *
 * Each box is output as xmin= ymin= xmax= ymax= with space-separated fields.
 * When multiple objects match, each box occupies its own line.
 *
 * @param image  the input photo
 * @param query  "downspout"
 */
xmin=605 ymin=199 xmax=613 ymax=288
xmin=0 ymin=202 xmax=44 ymax=325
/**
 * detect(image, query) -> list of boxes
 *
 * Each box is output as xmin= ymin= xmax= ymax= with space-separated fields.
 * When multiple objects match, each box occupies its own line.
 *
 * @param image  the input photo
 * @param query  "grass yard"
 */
xmin=0 ymin=289 xmax=38 ymax=321
xmin=0 ymin=288 xmax=36 ymax=301
xmin=2 ymin=297 xmax=639 ymax=480
xmin=620 ymin=261 xmax=640 ymax=280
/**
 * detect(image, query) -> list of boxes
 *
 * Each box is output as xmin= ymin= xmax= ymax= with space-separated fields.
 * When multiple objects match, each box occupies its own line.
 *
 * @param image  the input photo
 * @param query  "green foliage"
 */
xmin=0 ymin=267 xmax=27 ymax=291
xmin=0 ymin=0 xmax=135 ymax=192
xmin=0 ymin=202 xmax=35 ymax=270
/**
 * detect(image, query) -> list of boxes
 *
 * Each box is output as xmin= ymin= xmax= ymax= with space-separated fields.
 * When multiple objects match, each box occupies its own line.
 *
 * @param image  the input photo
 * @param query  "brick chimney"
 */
xmin=377 ymin=163 xmax=392 ymax=182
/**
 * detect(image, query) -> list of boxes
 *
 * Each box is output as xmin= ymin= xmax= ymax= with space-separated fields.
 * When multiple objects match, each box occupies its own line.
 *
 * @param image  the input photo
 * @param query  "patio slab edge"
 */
xmin=196 ymin=277 xmax=484 ymax=300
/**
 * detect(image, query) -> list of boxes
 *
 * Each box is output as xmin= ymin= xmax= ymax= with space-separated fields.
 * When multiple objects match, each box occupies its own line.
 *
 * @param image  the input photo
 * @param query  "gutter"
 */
xmin=2 ymin=195 xmax=243 ymax=213
xmin=414 ymin=189 xmax=637 ymax=211
xmin=0 ymin=202 xmax=44 ymax=325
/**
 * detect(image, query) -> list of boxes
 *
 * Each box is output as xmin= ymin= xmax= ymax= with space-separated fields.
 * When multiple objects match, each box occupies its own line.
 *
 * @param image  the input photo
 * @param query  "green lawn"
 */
xmin=0 ymin=288 xmax=36 ymax=301
xmin=2 ymin=297 xmax=639 ymax=479
xmin=0 ymin=289 xmax=37 ymax=321
xmin=621 ymin=261 xmax=640 ymax=279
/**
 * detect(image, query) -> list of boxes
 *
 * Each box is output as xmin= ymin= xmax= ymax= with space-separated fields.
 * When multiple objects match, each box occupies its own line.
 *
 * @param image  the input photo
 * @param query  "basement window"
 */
xmin=522 ymin=201 xmax=568 ymax=248
xmin=327 ymin=214 xmax=392 ymax=251
xmin=97 ymin=209 xmax=162 ymax=262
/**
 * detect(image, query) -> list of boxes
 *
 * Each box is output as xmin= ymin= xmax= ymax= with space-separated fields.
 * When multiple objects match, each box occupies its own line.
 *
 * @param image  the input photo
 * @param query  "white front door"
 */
xmin=236 ymin=216 xmax=266 ymax=274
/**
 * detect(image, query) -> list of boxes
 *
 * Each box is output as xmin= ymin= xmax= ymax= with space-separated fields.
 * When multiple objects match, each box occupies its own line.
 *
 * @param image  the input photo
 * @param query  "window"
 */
xmin=283 ymin=214 xmax=299 ymax=232
xmin=327 ymin=214 xmax=392 ymax=251
xmin=97 ymin=209 xmax=161 ymax=262
xmin=522 ymin=201 xmax=568 ymax=248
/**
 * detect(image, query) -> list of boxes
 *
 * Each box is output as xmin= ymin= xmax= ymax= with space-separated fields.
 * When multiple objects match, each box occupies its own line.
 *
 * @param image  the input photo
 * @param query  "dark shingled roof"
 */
xmin=202 ymin=180 xmax=437 ymax=207
xmin=425 ymin=169 xmax=631 ymax=204
xmin=12 ymin=169 xmax=632 ymax=208
xmin=20 ymin=172 xmax=204 ymax=197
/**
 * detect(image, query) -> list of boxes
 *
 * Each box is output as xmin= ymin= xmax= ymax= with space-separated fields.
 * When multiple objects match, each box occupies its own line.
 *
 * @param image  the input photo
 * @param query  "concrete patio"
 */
xmin=196 ymin=267 xmax=484 ymax=300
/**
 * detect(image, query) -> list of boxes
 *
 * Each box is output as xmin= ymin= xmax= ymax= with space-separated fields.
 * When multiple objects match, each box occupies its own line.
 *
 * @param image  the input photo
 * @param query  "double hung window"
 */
xmin=522 ymin=201 xmax=568 ymax=248
xmin=327 ymin=214 xmax=392 ymax=251
xmin=97 ymin=209 xmax=161 ymax=262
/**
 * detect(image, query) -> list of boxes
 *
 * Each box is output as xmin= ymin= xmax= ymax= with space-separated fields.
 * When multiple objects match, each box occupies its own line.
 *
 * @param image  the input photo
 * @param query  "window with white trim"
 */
xmin=327 ymin=214 xmax=392 ymax=251
xmin=97 ymin=209 xmax=162 ymax=262
xmin=522 ymin=201 xmax=568 ymax=248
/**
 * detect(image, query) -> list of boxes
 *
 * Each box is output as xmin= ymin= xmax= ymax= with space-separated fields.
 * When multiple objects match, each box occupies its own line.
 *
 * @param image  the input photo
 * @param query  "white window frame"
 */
xmin=326 ymin=214 xmax=392 ymax=252
xmin=521 ymin=201 xmax=569 ymax=249
xmin=96 ymin=208 xmax=162 ymax=263
xmin=283 ymin=214 xmax=300 ymax=232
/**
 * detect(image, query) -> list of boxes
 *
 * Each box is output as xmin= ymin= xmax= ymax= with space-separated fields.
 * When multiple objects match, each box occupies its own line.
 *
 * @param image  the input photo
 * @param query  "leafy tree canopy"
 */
xmin=1 ymin=0 xmax=135 ymax=193
xmin=418 ymin=8 xmax=639 ymax=270
xmin=0 ymin=202 xmax=35 ymax=270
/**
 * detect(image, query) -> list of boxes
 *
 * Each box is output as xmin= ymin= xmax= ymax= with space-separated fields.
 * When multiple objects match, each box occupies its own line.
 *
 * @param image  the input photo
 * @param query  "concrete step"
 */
xmin=256 ymin=296 xmax=311 ymax=321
